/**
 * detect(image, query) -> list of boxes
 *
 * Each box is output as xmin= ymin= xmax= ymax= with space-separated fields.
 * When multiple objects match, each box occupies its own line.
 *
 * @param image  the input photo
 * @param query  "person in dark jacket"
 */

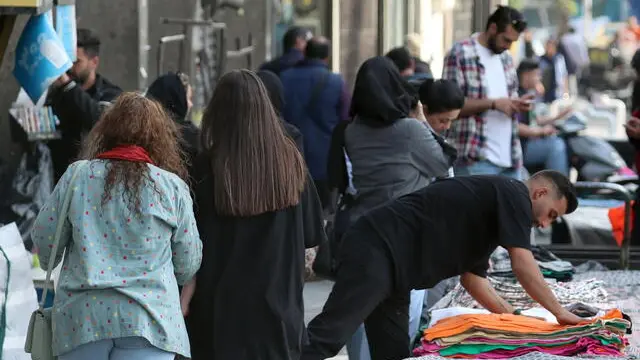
xmin=183 ymin=69 xmax=326 ymax=359
xmin=146 ymin=72 xmax=200 ymax=183
xmin=47 ymin=28 xmax=122 ymax=182
xmin=260 ymin=26 xmax=311 ymax=76
xmin=281 ymin=36 xmax=350 ymax=210
xmin=405 ymin=33 xmax=432 ymax=76
xmin=256 ymin=70 xmax=305 ymax=154
xmin=385 ymin=47 xmax=432 ymax=83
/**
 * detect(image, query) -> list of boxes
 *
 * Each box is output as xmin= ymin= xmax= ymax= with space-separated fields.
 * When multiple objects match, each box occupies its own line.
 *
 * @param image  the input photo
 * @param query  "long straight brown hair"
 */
xmin=200 ymin=69 xmax=307 ymax=216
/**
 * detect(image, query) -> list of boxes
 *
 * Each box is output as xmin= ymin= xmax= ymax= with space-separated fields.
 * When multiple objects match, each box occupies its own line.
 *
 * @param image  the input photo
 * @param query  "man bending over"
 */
xmin=302 ymin=170 xmax=582 ymax=360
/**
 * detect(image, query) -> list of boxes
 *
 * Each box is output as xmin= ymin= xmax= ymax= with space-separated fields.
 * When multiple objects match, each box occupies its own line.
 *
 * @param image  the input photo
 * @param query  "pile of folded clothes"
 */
xmin=488 ymin=246 xmax=574 ymax=281
xmin=431 ymin=277 xmax=608 ymax=311
xmin=414 ymin=309 xmax=631 ymax=358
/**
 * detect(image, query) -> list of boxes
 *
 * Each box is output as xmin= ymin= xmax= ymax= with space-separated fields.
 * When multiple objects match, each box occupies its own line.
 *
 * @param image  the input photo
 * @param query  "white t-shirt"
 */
xmin=475 ymin=43 xmax=512 ymax=168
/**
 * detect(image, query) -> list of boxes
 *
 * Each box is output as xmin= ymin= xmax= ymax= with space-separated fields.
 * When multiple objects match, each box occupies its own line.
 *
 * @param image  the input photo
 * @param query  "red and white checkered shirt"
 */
xmin=442 ymin=34 xmax=522 ymax=169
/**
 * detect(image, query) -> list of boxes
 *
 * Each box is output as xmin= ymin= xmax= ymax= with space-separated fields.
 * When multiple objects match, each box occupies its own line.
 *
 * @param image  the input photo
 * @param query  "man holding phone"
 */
xmin=443 ymin=6 xmax=532 ymax=179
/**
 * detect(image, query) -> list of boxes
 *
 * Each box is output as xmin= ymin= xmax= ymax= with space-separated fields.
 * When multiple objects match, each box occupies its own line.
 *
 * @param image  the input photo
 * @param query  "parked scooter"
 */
xmin=526 ymin=112 xmax=637 ymax=183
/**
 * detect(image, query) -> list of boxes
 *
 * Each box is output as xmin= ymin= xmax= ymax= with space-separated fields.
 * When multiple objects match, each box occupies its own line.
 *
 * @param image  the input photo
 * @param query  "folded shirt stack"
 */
xmin=414 ymin=310 xmax=631 ymax=359
xmin=489 ymin=247 xmax=574 ymax=282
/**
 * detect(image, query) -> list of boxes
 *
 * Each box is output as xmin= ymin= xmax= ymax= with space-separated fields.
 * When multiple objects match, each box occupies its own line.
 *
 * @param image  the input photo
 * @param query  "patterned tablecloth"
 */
xmin=406 ymin=270 xmax=640 ymax=360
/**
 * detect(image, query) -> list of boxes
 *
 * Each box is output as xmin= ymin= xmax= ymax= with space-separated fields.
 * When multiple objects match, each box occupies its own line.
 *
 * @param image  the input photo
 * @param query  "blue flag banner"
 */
xmin=55 ymin=4 xmax=77 ymax=61
xmin=45 ymin=9 xmax=53 ymax=26
xmin=13 ymin=12 xmax=72 ymax=106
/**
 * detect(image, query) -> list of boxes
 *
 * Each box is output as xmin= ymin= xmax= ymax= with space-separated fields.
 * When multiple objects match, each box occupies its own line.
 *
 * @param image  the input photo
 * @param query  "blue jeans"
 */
xmin=59 ymin=337 xmax=175 ymax=360
xmin=346 ymin=289 xmax=426 ymax=360
xmin=523 ymin=136 xmax=569 ymax=176
xmin=454 ymin=160 xmax=521 ymax=180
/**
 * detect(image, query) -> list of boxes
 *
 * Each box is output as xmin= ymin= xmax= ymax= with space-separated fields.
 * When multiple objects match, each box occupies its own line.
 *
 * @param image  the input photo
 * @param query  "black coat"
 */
xmin=185 ymin=154 xmax=326 ymax=359
xmin=48 ymin=74 xmax=122 ymax=181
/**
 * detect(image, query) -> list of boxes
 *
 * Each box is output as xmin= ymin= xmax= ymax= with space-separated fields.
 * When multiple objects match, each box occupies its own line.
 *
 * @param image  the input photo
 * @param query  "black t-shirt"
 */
xmin=360 ymin=175 xmax=533 ymax=291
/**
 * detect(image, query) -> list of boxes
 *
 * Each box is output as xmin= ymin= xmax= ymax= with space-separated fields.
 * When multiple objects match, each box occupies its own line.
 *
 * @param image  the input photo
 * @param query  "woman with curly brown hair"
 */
xmin=182 ymin=69 xmax=326 ymax=359
xmin=32 ymin=92 xmax=202 ymax=360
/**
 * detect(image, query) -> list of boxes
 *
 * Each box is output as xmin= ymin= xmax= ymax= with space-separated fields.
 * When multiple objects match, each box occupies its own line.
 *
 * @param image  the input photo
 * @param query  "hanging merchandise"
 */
xmin=13 ymin=11 xmax=72 ymax=106
xmin=0 ymin=223 xmax=39 ymax=359
xmin=55 ymin=4 xmax=77 ymax=62
xmin=2 ymin=144 xmax=54 ymax=249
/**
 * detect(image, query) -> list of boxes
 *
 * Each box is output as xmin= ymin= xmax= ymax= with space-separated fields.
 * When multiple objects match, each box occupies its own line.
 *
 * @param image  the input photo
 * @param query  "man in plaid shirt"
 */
xmin=443 ymin=6 xmax=534 ymax=179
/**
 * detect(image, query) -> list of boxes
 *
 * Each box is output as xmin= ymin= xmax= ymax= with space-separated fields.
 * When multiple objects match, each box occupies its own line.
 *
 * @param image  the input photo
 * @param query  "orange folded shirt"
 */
xmin=424 ymin=309 xmax=623 ymax=341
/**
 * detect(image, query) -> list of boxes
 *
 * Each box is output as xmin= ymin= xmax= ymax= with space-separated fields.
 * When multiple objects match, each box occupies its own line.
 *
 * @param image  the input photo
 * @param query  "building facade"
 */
xmin=0 ymin=0 xmax=497 ymax=172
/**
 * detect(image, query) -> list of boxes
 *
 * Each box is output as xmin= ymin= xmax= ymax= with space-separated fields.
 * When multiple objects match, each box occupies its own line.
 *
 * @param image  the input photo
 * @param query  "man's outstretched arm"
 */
xmin=460 ymin=272 xmax=515 ymax=314
xmin=508 ymin=247 xmax=583 ymax=325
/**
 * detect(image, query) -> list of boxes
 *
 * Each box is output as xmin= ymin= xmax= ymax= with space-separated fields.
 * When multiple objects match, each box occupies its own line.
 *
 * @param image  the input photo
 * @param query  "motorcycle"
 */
xmin=525 ymin=112 xmax=637 ymax=184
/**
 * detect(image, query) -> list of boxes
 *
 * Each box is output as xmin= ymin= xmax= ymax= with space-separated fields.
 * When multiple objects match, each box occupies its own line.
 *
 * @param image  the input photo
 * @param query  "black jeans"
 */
xmin=302 ymin=228 xmax=410 ymax=360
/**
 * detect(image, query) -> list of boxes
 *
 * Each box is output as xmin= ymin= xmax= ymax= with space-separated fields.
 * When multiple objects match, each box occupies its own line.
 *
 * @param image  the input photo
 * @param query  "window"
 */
xmin=382 ymin=0 xmax=407 ymax=53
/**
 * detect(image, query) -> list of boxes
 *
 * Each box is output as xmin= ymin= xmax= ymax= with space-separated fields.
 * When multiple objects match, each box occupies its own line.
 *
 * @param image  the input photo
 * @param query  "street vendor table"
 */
xmin=406 ymin=270 xmax=640 ymax=360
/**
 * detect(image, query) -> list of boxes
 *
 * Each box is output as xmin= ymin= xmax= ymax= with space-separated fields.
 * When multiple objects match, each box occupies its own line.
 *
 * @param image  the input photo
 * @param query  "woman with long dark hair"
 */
xmin=32 ymin=93 xmax=202 ymax=360
xmin=183 ymin=70 xmax=326 ymax=359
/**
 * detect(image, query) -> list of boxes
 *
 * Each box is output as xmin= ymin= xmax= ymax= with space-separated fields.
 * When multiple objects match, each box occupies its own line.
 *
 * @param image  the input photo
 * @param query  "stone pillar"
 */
xmin=452 ymin=0 xmax=473 ymax=43
xmin=338 ymin=0 xmax=380 ymax=89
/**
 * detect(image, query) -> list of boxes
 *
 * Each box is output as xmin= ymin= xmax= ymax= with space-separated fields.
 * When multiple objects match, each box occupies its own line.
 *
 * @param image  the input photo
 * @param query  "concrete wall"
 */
xmin=148 ymin=0 xmax=199 ymax=80
xmin=75 ymin=0 xmax=199 ymax=91
xmin=213 ymin=0 xmax=267 ymax=72
xmin=75 ymin=0 xmax=139 ymax=91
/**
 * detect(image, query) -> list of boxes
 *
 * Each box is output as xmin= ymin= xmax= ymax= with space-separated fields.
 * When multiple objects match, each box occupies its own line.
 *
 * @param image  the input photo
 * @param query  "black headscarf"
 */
xmin=256 ymin=70 xmax=305 ymax=155
xmin=256 ymin=70 xmax=285 ymax=114
xmin=350 ymin=56 xmax=415 ymax=126
xmin=146 ymin=72 xmax=188 ymax=122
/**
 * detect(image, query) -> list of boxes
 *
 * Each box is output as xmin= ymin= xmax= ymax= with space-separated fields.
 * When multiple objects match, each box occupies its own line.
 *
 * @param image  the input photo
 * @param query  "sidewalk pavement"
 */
xmin=304 ymin=279 xmax=348 ymax=359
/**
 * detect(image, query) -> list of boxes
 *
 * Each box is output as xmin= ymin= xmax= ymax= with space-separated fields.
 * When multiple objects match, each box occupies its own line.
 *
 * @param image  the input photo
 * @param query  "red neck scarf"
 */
xmin=96 ymin=145 xmax=155 ymax=165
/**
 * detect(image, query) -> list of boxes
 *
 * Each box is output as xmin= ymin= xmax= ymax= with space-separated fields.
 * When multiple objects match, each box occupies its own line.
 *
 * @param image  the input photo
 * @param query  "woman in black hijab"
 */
xmin=256 ymin=70 xmax=305 ymax=154
xmin=146 ymin=72 xmax=200 ymax=182
xmin=350 ymin=56 xmax=417 ymax=126
xmin=338 ymin=56 xmax=456 ymax=360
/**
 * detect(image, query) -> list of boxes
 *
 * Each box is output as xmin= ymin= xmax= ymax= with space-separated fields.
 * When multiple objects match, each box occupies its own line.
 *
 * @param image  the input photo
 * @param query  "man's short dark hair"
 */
xmin=486 ymin=5 xmax=527 ymax=33
xmin=517 ymin=58 xmax=539 ymax=78
xmin=283 ymin=26 xmax=308 ymax=51
xmin=385 ymin=47 xmax=413 ymax=72
xmin=531 ymin=170 xmax=578 ymax=214
xmin=77 ymin=28 xmax=101 ymax=58
xmin=305 ymin=38 xmax=330 ymax=60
